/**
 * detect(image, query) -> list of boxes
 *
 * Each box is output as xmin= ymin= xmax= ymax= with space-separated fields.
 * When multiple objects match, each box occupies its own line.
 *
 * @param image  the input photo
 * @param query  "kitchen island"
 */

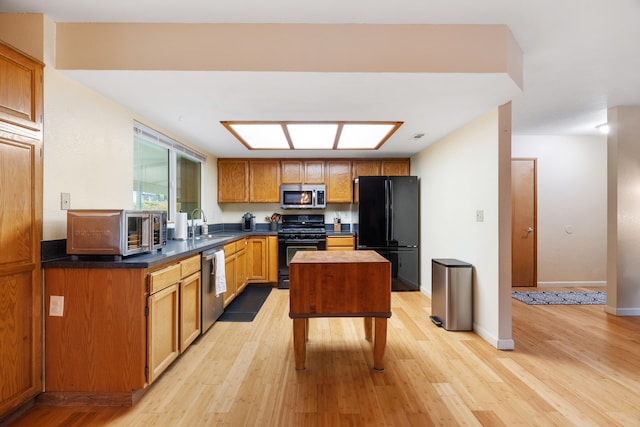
xmin=288 ymin=250 xmax=391 ymax=371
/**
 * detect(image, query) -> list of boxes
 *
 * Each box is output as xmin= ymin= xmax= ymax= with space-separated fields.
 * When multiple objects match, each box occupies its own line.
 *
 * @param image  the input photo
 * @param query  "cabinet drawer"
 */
xmin=180 ymin=255 xmax=201 ymax=278
xmin=149 ymin=264 xmax=181 ymax=294
xmin=224 ymin=241 xmax=237 ymax=257
xmin=326 ymin=235 xmax=355 ymax=249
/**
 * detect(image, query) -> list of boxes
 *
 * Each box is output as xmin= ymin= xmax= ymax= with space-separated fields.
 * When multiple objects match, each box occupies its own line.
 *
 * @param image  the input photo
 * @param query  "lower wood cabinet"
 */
xmin=248 ymin=236 xmax=268 ymax=282
xmin=326 ymin=235 xmax=355 ymax=251
xmin=180 ymin=271 xmax=201 ymax=352
xmin=42 ymin=254 xmax=201 ymax=405
xmin=248 ymin=235 xmax=279 ymax=284
xmin=267 ymin=235 xmax=278 ymax=283
xmin=223 ymin=238 xmax=248 ymax=307
xmin=147 ymin=281 xmax=179 ymax=384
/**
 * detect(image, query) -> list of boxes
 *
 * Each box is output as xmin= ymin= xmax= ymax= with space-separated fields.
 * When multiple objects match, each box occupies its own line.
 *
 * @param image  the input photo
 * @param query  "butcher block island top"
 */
xmin=288 ymin=250 xmax=392 ymax=371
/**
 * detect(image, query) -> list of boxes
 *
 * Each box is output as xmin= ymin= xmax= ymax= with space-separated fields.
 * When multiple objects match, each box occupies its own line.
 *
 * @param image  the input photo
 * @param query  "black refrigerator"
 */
xmin=357 ymin=176 xmax=420 ymax=291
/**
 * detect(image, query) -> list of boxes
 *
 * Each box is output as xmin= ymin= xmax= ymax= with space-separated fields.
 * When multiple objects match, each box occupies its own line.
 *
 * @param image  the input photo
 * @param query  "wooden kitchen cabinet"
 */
xmin=281 ymin=159 xmax=324 ymax=184
xmin=43 ymin=268 xmax=148 ymax=405
xmin=218 ymin=159 xmax=249 ymax=203
xmin=223 ymin=238 xmax=248 ymax=307
xmin=179 ymin=255 xmax=201 ymax=353
xmin=223 ymin=247 xmax=237 ymax=307
xmin=246 ymin=235 xmax=278 ymax=284
xmin=236 ymin=238 xmax=248 ymax=293
xmin=0 ymin=41 xmax=44 ymax=418
xmin=249 ymin=160 xmax=280 ymax=202
xmin=326 ymin=160 xmax=353 ymax=203
xmin=247 ymin=236 xmax=268 ymax=282
xmin=148 ymin=254 xmax=201 ymax=383
xmin=148 ymin=276 xmax=180 ymax=384
xmin=352 ymin=160 xmax=382 ymax=178
xmin=267 ymin=235 xmax=278 ymax=283
xmin=41 ymin=254 xmax=201 ymax=405
xmin=381 ymin=159 xmax=410 ymax=176
xmin=326 ymin=235 xmax=355 ymax=251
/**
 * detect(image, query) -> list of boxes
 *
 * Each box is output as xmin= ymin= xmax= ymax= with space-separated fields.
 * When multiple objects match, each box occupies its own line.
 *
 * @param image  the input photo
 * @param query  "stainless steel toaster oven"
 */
xmin=66 ymin=209 xmax=167 ymax=257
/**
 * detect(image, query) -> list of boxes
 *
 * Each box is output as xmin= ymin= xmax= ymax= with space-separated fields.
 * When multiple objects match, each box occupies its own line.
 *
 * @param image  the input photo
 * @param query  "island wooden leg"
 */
xmin=373 ymin=317 xmax=387 ymax=372
xmin=293 ymin=318 xmax=307 ymax=371
xmin=364 ymin=317 xmax=373 ymax=341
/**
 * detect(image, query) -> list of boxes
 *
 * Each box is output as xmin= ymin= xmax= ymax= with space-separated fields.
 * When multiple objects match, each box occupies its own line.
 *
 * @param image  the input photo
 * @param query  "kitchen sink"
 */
xmin=194 ymin=233 xmax=235 ymax=240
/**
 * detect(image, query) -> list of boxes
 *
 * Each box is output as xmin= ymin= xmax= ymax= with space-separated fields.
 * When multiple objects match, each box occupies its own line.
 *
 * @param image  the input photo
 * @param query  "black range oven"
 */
xmin=278 ymin=214 xmax=326 ymax=289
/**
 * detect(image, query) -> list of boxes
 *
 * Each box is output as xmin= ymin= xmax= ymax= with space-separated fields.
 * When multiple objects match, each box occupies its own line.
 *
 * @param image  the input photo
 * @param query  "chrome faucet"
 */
xmin=190 ymin=208 xmax=208 ymax=240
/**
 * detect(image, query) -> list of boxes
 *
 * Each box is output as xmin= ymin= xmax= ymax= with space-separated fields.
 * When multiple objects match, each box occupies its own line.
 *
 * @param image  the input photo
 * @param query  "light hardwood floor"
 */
xmin=8 ymin=287 xmax=640 ymax=426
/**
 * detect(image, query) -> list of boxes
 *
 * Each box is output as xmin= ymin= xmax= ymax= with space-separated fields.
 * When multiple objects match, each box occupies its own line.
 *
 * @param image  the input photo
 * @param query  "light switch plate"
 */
xmin=476 ymin=210 xmax=484 ymax=222
xmin=49 ymin=295 xmax=64 ymax=316
xmin=60 ymin=192 xmax=71 ymax=210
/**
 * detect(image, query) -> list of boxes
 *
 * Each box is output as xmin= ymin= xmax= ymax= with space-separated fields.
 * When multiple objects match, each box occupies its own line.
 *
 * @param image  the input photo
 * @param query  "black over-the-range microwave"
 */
xmin=280 ymin=184 xmax=326 ymax=209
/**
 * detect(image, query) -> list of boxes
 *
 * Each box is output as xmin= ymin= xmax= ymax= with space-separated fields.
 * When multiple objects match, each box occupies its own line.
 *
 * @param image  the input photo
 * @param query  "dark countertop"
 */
xmin=42 ymin=231 xmax=277 ymax=269
xmin=326 ymin=231 xmax=356 ymax=236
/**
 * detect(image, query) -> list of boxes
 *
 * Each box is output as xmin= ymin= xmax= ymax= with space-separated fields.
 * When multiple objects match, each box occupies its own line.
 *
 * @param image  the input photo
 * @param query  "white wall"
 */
xmin=512 ymin=135 xmax=607 ymax=287
xmin=411 ymin=108 xmax=512 ymax=349
xmin=41 ymin=18 xmax=219 ymax=240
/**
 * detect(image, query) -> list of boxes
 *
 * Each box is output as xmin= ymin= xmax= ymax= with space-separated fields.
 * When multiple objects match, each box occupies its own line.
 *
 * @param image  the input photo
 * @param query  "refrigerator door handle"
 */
xmin=388 ymin=179 xmax=393 ymax=242
xmin=385 ymin=179 xmax=390 ymax=242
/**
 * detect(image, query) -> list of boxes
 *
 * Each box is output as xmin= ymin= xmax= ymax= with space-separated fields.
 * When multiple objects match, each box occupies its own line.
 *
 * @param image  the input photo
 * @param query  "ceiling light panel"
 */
xmin=287 ymin=123 xmax=338 ymax=149
xmin=228 ymin=123 xmax=290 ymax=149
xmin=337 ymin=123 xmax=397 ymax=149
xmin=222 ymin=121 xmax=402 ymax=150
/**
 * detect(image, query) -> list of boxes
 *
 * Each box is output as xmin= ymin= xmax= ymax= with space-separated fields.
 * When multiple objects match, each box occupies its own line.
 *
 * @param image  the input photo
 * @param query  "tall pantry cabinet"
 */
xmin=0 ymin=41 xmax=44 ymax=418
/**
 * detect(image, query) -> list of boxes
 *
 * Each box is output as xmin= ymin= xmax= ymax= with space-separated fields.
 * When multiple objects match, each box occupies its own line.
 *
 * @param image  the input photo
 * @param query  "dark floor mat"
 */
xmin=218 ymin=286 xmax=272 ymax=322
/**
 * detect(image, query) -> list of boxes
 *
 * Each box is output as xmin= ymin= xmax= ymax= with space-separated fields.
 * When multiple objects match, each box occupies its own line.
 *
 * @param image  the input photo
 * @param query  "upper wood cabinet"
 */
xmin=325 ymin=160 xmax=353 ymax=203
xmin=249 ymin=160 xmax=280 ymax=202
xmin=0 ymin=42 xmax=43 ymax=139
xmin=281 ymin=159 xmax=324 ymax=184
xmin=218 ymin=159 xmax=249 ymax=203
xmin=218 ymin=157 xmax=409 ymax=204
xmin=381 ymin=159 xmax=410 ymax=176
xmin=352 ymin=160 xmax=381 ymax=179
xmin=0 ymin=42 xmax=44 ymax=418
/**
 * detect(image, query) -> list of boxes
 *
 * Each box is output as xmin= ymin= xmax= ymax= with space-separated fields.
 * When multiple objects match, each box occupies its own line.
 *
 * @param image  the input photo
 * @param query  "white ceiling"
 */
xmin=2 ymin=0 xmax=639 ymax=158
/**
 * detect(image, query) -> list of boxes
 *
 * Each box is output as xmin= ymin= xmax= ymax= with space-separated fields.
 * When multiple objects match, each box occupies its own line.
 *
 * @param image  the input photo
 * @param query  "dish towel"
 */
xmin=214 ymin=250 xmax=227 ymax=296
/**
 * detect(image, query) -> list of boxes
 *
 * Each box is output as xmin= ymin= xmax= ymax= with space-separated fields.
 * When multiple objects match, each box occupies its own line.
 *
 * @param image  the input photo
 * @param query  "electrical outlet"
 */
xmin=49 ymin=295 xmax=64 ymax=316
xmin=61 ymin=192 xmax=70 ymax=210
xmin=476 ymin=210 xmax=484 ymax=222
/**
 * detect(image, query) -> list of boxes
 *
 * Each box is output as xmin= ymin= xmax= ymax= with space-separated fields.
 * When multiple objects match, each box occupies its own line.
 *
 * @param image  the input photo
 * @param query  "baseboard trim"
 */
xmin=604 ymin=305 xmax=640 ymax=316
xmin=36 ymin=388 xmax=147 ymax=407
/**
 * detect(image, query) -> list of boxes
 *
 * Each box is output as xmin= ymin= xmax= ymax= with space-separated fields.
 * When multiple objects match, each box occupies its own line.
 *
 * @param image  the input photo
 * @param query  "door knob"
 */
xmin=527 ymin=227 xmax=534 ymax=233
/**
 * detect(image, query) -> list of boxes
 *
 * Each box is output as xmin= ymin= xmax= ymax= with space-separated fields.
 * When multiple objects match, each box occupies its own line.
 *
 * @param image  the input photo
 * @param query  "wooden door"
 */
xmin=512 ymin=158 xmax=537 ymax=287
xmin=0 ymin=41 xmax=43 ymax=417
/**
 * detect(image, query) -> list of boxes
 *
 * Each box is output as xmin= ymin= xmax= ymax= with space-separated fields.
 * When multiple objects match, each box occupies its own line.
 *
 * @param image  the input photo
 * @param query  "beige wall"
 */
xmin=0 ymin=13 xmax=44 ymax=60
xmin=607 ymin=106 xmax=640 ymax=316
xmin=513 ymin=135 xmax=607 ymax=286
xmin=36 ymin=17 xmax=220 ymax=240
xmin=411 ymin=107 xmax=513 ymax=350
xmin=41 ymin=64 xmax=220 ymax=239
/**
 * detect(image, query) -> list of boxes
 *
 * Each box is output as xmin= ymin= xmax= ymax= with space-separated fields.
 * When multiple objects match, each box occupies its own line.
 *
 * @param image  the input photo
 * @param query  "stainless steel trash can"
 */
xmin=430 ymin=259 xmax=473 ymax=331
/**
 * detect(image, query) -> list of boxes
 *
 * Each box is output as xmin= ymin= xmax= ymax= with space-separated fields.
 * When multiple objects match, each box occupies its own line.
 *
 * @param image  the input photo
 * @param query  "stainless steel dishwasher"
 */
xmin=201 ymin=248 xmax=225 ymax=333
